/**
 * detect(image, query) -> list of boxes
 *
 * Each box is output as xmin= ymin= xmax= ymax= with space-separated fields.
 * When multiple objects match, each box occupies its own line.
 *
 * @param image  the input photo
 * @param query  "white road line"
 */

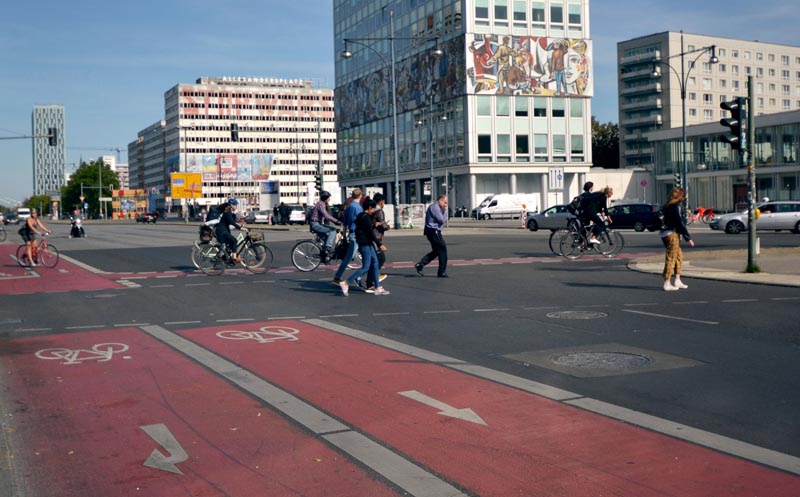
xmin=59 ymin=253 xmax=107 ymax=274
xmin=722 ymin=299 xmax=758 ymax=303
xmin=772 ymin=296 xmax=800 ymax=301
xmin=673 ymin=301 xmax=709 ymax=305
xmin=150 ymin=285 xmax=174 ymax=288
xmin=268 ymin=316 xmax=307 ymax=320
xmin=423 ymin=310 xmax=460 ymax=314
xmin=185 ymin=283 xmax=211 ymax=287
xmin=139 ymin=325 xmax=467 ymax=497
xmin=318 ymin=314 xmax=359 ymax=318
xmin=372 ymin=312 xmax=410 ymax=316
xmin=65 ymin=325 xmax=104 ymax=330
xmin=621 ymin=309 xmax=719 ymax=325
xmin=155 ymin=275 xmax=178 ymax=279
xmin=163 ymin=321 xmax=201 ymax=325
xmin=114 ymin=323 xmax=150 ymax=328
xmin=474 ymin=308 xmax=509 ymax=312
xmin=13 ymin=328 xmax=52 ymax=332
xmin=219 ymin=281 xmax=244 ymax=285
xmin=216 ymin=318 xmax=255 ymax=323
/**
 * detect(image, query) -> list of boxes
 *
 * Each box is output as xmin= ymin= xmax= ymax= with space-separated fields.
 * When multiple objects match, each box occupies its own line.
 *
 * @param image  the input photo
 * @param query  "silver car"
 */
xmin=526 ymin=205 xmax=573 ymax=232
xmin=709 ymin=201 xmax=800 ymax=234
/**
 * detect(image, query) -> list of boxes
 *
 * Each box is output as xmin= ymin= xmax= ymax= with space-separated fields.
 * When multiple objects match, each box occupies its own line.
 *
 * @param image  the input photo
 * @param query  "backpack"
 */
xmin=566 ymin=195 xmax=583 ymax=216
xmin=653 ymin=207 xmax=667 ymax=231
xmin=206 ymin=206 xmax=221 ymax=221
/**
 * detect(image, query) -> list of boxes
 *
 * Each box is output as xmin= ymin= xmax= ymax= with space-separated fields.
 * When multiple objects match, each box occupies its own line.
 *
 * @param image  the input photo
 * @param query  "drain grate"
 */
xmin=546 ymin=310 xmax=608 ymax=320
xmin=552 ymin=352 xmax=651 ymax=370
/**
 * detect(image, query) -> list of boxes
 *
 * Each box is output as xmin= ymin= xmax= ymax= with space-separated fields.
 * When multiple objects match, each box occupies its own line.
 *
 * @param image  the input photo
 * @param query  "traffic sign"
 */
xmin=640 ymin=179 xmax=648 ymax=187
xmin=548 ymin=167 xmax=564 ymax=190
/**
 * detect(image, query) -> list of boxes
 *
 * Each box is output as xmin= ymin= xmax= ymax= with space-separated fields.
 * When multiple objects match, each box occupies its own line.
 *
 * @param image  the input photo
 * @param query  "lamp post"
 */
xmin=651 ymin=31 xmax=718 ymax=219
xmin=292 ymin=136 xmax=305 ymax=204
xmin=417 ymin=103 xmax=447 ymax=203
xmin=341 ymin=9 xmax=441 ymax=229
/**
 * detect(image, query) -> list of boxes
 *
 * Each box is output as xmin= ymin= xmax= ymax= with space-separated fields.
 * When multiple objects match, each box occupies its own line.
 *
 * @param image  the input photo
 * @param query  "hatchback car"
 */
xmin=525 ymin=205 xmax=572 ymax=231
xmin=710 ymin=201 xmax=800 ymax=234
xmin=287 ymin=205 xmax=307 ymax=225
xmin=136 ymin=212 xmax=158 ymax=223
xmin=606 ymin=203 xmax=659 ymax=231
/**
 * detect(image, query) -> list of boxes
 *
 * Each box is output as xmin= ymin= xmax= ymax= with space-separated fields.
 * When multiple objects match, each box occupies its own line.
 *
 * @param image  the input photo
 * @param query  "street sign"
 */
xmin=548 ymin=167 xmax=564 ymax=190
xmin=99 ymin=197 xmax=112 ymax=202
xmin=640 ymin=179 xmax=648 ymax=187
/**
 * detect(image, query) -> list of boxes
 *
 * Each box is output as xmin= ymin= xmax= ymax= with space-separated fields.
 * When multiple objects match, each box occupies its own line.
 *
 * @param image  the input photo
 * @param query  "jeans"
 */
xmin=555 ymin=69 xmax=566 ymax=94
xmin=365 ymin=248 xmax=385 ymax=288
xmin=310 ymin=221 xmax=337 ymax=250
xmin=348 ymin=245 xmax=380 ymax=288
xmin=334 ymin=231 xmax=358 ymax=280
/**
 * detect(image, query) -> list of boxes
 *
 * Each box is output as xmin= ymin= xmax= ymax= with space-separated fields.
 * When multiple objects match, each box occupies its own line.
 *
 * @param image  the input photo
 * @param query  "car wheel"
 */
xmin=526 ymin=219 xmax=538 ymax=231
xmin=793 ymin=221 xmax=800 ymax=234
xmin=633 ymin=221 xmax=645 ymax=232
xmin=725 ymin=220 xmax=745 ymax=234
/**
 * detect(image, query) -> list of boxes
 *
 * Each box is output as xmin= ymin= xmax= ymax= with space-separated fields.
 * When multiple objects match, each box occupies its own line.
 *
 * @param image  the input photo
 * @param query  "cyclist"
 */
xmin=308 ymin=191 xmax=341 ymax=262
xmin=579 ymin=186 xmax=613 ymax=244
xmin=20 ymin=208 xmax=52 ymax=266
xmin=215 ymin=198 xmax=247 ymax=264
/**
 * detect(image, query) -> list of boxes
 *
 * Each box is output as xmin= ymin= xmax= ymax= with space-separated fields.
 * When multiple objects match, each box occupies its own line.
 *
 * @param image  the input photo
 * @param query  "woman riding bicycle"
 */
xmin=20 ymin=209 xmax=51 ymax=267
xmin=215 ymin=199 xmax=246 ymax=264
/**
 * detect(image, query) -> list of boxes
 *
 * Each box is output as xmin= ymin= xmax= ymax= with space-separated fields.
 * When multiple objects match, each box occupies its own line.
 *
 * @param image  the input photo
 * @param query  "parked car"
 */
xmin=525 ymin=205 xmax=572 ymax=232
xmin=245 ymin=210 xmax=272 ymax=224
xmin=606 ymin=203 xmax=659 ymax=231
xmin=710 ymin=201 xmax=800 ymax=234
xmin=286 ymin=204 xmax=307 ymax=225
xmin=136 ymin=212 xmax=158 ymax=223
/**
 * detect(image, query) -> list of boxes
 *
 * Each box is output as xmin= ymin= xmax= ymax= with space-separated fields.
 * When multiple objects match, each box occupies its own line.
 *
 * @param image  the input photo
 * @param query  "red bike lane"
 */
xmin=0 ymin=328 xmax=403 ymax=497
xmin=0 ymin=243 xmax=122 ymax=294
xmin=177 ymin=320 xmax=800 ymax=497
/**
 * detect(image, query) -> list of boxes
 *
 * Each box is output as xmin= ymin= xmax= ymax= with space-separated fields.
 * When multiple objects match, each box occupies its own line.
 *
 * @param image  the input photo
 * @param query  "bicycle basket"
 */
xmin=199 ymin=225 xmax=213 ymax=242
xmin=249 ymin=231 xmax=263 ymax=242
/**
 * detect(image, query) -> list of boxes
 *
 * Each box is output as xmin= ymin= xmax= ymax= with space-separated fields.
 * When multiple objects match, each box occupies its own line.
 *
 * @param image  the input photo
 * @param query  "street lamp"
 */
xmin=651 ymin=31 xmax=718 ymax=218
xmin=292 ymin=136 xmax=306 ymax=204
xmin=416 ymin=104 xmax=447 ymax=203
xmin=341 ymin=9 xmax=442 ymax=229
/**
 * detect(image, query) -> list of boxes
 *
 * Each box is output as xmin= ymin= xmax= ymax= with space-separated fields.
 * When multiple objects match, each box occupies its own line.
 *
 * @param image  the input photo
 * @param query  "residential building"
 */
xmin=32 ymin=105 xmax=66 ymax=196
xmin=649 ymin=109 xmax=800 ymax=210
xmin=334 ymin=0 xmax=594 ymax=212
xmin=618 ymin=31 xmax=800 ymax=169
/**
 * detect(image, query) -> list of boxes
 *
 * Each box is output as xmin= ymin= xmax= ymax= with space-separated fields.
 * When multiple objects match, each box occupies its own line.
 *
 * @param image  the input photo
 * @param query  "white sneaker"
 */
xmin=339 ymin=281 xmax=349 ymax=296
xmin=364 ymin=287 xmax=376 ymax=294
xmin=672 ymin=278 xmax=688 ymax=289
xmin=663 ymin=280 xmax=678 ymax=291
xmin=588 ymin=238 xmax=600 ymax=244
xmin=374 ymin=287 xmax=390 ymax=296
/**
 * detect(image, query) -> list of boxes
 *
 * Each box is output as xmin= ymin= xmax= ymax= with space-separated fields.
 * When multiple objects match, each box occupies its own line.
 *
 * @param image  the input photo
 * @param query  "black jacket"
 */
xmin=662 ymin=202 xmax=692 ymax=241
xmin=354 ymin=211 xmax=381 ymax=247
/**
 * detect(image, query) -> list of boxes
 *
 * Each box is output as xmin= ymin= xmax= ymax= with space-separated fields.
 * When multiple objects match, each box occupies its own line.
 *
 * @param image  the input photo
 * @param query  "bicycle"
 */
xmin=688 ymin=206 xmax=716 ymax=224
xmin=17 ymin=233 xmax=59 ymax=268
xmin=196 ymin=229 xmax=274 ymax=276
xmin=558 ymin=218 xmax=622 ymax=260
xmin=291 ymin=229 xmax=363 ymax=272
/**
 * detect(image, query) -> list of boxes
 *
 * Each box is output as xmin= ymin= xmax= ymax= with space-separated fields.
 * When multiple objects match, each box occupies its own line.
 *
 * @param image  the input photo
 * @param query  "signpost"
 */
xmin=549 ymin=167 xmax=564 ymax=205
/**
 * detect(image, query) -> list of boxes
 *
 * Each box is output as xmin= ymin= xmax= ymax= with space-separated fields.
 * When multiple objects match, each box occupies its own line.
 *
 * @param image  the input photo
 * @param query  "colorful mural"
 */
xmin=467 ymin=34 xmax=593 ymax=97
xmin=179 ymin=154 xmax=273 ymax=182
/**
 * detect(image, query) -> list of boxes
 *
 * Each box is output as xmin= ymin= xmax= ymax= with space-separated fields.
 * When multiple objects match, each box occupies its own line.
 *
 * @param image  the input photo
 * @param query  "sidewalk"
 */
xmin=628 ymin=247 xmax=800 ymax=287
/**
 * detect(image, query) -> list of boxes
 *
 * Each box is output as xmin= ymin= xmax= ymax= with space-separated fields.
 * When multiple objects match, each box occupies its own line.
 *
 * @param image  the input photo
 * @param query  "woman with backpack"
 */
xmin=659 ymin=187 xmax=694 ymax=291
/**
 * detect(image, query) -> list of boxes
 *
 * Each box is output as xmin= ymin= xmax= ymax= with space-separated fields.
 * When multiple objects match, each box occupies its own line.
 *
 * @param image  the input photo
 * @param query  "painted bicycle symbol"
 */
xmin=35 ymin=343 xmax=130 ymax=365
xmin=216 ymin=326 xmax=300 ymax=343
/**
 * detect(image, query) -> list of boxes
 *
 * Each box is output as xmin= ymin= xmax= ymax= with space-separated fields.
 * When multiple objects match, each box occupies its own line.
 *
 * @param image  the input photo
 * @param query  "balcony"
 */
xmin=620 ymin=67 xmax=656 ymax=80
xmin=620 ymin=83 xmax=661 ymax=96
xmin=620 ymin=50 xmax=661 ymax=66
xmin=621 ymin=115 xmax=663 ymax=126
xmin=624 ymin=146 xmax=654 ymax=157
xmin=621 ymin=98 xmax=663 ymax=111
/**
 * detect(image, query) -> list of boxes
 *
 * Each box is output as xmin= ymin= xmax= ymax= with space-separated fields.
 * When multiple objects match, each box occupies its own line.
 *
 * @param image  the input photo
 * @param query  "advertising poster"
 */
xmin=252 ymin=154 xmax=273 ymax=181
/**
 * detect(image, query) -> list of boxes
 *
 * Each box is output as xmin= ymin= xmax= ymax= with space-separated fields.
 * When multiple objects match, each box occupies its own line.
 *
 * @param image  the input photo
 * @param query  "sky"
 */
xmin=1 ymin=0 xmax=797 ymax=204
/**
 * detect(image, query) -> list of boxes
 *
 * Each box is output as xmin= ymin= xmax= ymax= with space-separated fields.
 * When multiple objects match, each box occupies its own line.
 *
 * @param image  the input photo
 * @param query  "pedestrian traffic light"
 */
xmin=314 ymin=173 xmax=323 ymax=191
xmin=230 ymin=123 xmax=239 ymax=142
xmin=48 ymin=128 xmax=57 ymax=146
xmin=720 ymin=97 xmax=747 ymax=151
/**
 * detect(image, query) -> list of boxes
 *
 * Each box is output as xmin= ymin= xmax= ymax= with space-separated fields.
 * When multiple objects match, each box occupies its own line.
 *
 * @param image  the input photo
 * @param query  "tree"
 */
xmin=61 ymin=159 xmax=120 ymax=217
xmin=592 ymin=116 xmax=620 ymax=168
xmin=23 ymin=195 xmax=52 ymax=216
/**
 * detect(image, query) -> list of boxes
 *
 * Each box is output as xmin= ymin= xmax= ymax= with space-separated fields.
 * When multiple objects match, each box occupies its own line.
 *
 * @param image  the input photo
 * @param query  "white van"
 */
xmin=472 ymin=194 xmax=537 ymax=220
xmin=17 ymin=208 xmax=31 ymax=222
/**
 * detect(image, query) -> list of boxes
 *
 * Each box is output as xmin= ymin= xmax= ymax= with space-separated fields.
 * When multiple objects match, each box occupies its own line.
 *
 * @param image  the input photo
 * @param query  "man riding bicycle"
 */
xmin=215 ymin=198 xmax=247 ymax=264
xmin=308 ymin=191 xmax=341 ymax=262
xmin=578 ymin=186 xmax=613 ymax=245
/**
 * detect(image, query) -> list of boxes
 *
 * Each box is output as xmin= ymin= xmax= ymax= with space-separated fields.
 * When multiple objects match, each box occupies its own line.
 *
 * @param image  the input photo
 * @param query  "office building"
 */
xmin=32 ymin=105 xmax=66 ymax=196
xmin=618 ymin=32 xmax=800 ymax=169
xmin=334 ymin=0 xmax=594 ymax=211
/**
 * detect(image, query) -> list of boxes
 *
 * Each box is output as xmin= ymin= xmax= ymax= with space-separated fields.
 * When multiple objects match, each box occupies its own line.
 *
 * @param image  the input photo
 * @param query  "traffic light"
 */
xmin=314 ymin=173 xmax=323 ymax=191
xmin=447 ymin=172 xmax=454 ymax=191
xmin=48 ymin=127 xmax=57 ymax=146
xmin=720 ymin=97 xmax=747 ymax=151
xmin=230 ymin=122 xmax=239 ymax=142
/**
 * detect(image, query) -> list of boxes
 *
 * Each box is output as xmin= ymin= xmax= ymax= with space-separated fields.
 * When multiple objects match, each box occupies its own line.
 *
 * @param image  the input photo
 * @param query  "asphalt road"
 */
xmin=1 ymin=222 xmax=798 ymax=495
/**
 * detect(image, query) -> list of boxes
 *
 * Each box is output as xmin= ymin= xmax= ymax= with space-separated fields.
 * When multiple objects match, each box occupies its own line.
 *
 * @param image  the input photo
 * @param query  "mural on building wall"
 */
xmin=467 ymin=34 xmax=593 ymax=97
xmin=179 ymin=154 xmax=273 ymax=181
xmin=335 ymin=37 xmax=466 ymax=129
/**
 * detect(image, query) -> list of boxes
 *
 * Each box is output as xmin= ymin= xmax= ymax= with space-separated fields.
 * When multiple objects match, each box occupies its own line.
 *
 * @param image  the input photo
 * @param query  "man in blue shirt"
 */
xmin=332 ymin=188 xmax=363 ymax=285
xmin=415 ymin=195 xmax=449 ymax=277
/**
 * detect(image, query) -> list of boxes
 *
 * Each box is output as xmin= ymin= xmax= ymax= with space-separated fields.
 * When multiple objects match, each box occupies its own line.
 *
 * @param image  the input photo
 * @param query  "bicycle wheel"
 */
xmin=291 ymin=240 xmax=321 ymax=272
xmin=191 ymin=241 xmax=209 ymax=269
xmin=198 ymin=244 xmax=225 ymax=276
xmin=594 ymin=231 xmax=616 ymax=257
xmin=39 ymin=244 xmax=59 ymax=267
xmin=347 ymin=250 xmax=363 ymax=270
xmin=549 ymin=229 xmax=570 ymax=256
xmin=609 ymin=230 xmax=625 ymax=257
xmin=16 ymin=245 xmax=30 ymax=267
xmin=559 ymin=231 xmax=584 ymax=260
xmin=248 ymin=242 xmax=274 ymax=272
xmin=0 ymin=229 xmax=6 ymax=242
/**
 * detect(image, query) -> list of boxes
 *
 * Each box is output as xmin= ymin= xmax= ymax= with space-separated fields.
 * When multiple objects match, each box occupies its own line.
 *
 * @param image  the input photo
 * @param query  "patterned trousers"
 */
xmin=661 ymin=232 xmax=683 ymax=279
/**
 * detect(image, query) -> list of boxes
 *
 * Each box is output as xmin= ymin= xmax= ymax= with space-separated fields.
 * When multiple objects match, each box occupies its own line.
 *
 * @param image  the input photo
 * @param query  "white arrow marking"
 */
xmin=140 ymin=423 xmax=188 ymax=475
xmin=398 ymin=390 xmax=487 ymax=426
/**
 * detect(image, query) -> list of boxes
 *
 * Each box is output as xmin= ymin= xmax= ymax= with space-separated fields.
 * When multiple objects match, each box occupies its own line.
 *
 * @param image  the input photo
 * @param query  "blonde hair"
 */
xmin=666 ymin=187 xmax=685 ymax=206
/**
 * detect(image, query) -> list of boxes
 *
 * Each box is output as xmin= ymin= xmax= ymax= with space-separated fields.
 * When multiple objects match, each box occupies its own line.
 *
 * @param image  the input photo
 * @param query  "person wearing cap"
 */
xmin=215 ymin=198 xmax=247 ymax=264
xmin=308 ymin=191 xmax=341 ymax=262
xmin=364 ymin=193 xmax=390 ymax=289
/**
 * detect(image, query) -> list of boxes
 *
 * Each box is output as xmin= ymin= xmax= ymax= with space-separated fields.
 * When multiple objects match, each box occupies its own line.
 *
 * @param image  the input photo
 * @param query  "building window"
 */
xmin=756 ymin=52 xmax=763 ymax=61
xmin=744 ymin=51 xmax=751 ymax=60
xmin=689 ymin=108 xmax=697 ymax=117
xmin=757 ymin=82 xmax=764 ymax=94
xmin=475 ymin=0 xmax=489 ymax=26
xmin=552 ymin=98 xmax=565 ymax=117
xmin=783 ymin=99 xmax=791 ymax=110
xmin=516 ymin=135 xmax=529 ymax=156
xmin=720 ymin=79 xmax=727 ymax=88
xmin=513 ymin=0 xmax=526 ymax=24
xmin=768 ymin=53 xmax=775 ymax=62
xmin=570 ymin=99 xmax=583 ymax=117
xmin=703 ymin=78 xmax=712 ymax=89
xmin=702 ymin=62 xmax=713 ymax=74
xmin=703 ymin=109 xmax=713 ymax=121
xmin=497 ymin=134 xmax=511 ymax=161
xmin=769 ymin=68 xmax=776 ymax=77
xmin=733 ymin=80 xmax=740 ymax=90
xmin=477 ymin=96 xmax=491 ymax=116
xmin=550 ymin=4 xmax=563 ymax=26
xmin=531 ymin=1 xmax=545 ymax=29
xmin=534 ymin=134 xmax=547 ymax=161
xmin=478 ymin=134 xmax=492 ymax=157
xmin=757 ymin=67 xmax=764 ymax=78
xmin=732 ymin=49 xmax=739 ymax=58
xmin=783 ymin=70 xmax=790 ymax=80
xmin=568 ymin=3 xmax=581 ymax=24
xmin=732 ymin=65 xmax=739 ymax=76
xmin=552 ymin=135 xmax=566 ymax=162
xmin=719 ymin=63 xmax=726 ymax=72
xmin=496 ymin=96 xmax=510 ymax=116
xmin=494 ymin=0 xmax=508 ymax=26
xmin=515 ymin=98 xmax=528 ymax=116
xmin=571 ymin=135 xmax=584 ymax=161
xmin=781 ymin=55 xmax=790 ymax=66
xmin=745 ymin=66 xmax=752 ymax=76
xmin=719 ymin=48 xmax=727 ymax=57
xmin=783 ymin=85 xmax=790 ymax=95
xmin=703 ymin=93 xmax=713 ymax=104
xmin=533 ymin=97 xmax=546 ymax=117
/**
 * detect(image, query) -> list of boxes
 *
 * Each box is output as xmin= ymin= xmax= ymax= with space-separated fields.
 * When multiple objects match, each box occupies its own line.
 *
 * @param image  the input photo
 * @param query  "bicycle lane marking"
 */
xmin=0 ymin=327 xmax=406 ymax=497
xmin=173 ymin=320 xmax=800 ymax=497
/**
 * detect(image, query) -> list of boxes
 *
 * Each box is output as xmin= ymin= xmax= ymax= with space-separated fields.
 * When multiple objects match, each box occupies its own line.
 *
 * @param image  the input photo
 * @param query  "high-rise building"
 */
xmin=618 ymin=31 xmax=800 ymax=169
xmin=32 ymin=105 xmax=66 ymax=196
xmin=334 ymin=0 xmax=594 ymax=212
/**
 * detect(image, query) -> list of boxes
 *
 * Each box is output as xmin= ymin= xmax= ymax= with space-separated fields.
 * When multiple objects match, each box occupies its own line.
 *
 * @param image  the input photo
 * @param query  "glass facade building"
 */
xmin=334 ymin=0 xmax=592 ymax=211
xmin=31 ymin=105 xmax=66 ymax=196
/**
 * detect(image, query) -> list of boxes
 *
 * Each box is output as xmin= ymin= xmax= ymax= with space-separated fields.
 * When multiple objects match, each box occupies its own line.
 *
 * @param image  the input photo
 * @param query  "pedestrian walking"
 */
xmin=659 ymin=187 xmax=694 ymax=291
xmin=339 ymin=199 xmax=389 ymax=296
xmin=365 ymin=193 xmax=390 ymax=289
xmin=414 ymin=195 xmax=449 ymax=277
xmin=332 ymin=188 xmax=363 ymax=285
xmin=278 ymin=202 xmax=289 ymax=225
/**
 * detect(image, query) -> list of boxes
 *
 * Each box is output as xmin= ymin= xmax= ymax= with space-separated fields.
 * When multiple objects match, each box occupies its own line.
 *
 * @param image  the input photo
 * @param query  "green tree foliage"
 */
xmin=61 ymin=159 xmax=120 ymax=217
xmin=592 ymin=116 xmax=620 ymax=168
xmin=23 ymin=195 xmax=53 ymax=215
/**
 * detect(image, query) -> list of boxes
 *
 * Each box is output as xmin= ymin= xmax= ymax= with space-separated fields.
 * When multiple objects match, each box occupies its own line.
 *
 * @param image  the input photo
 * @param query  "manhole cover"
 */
xmin=546 ymin=310 xmax=608 ymax=320
xmin=552 ymin=352 xmax=651 ymax=370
